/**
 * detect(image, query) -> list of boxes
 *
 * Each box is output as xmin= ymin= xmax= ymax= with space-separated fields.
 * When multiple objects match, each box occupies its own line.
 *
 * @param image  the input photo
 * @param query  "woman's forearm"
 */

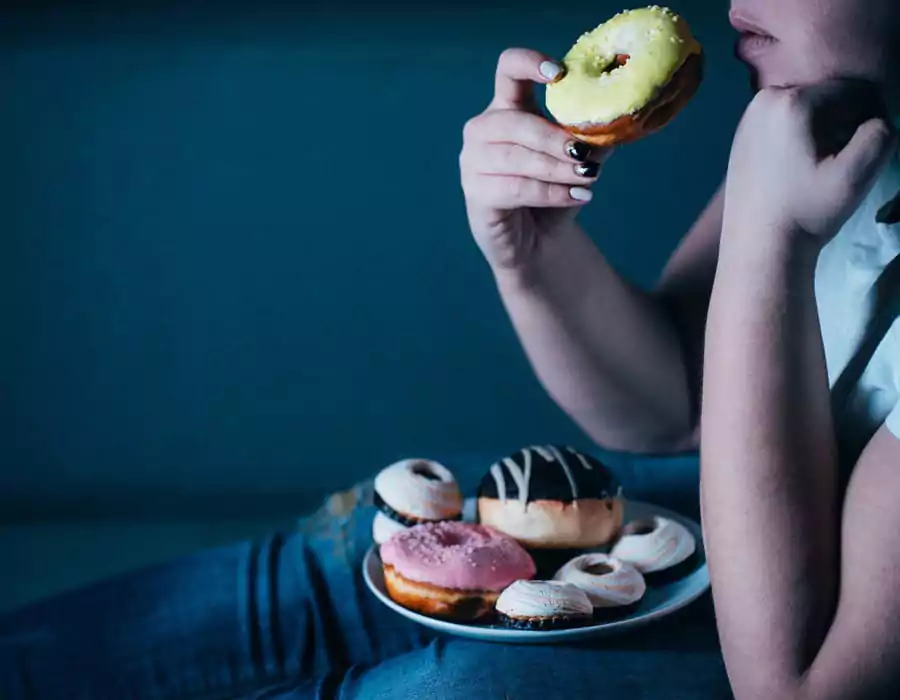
xmin=700 ymin=230 xmax=839 ymax=699
xmin=495 ymin=220 xmax=694 ymax=453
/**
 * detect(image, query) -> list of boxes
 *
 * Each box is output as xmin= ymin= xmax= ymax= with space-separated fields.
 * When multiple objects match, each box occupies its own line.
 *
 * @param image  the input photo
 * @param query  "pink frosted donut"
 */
xmin=382 ymin=521 xmax=536 ymax=590
xmin=380 ymin=521 xmax=537 ymax=621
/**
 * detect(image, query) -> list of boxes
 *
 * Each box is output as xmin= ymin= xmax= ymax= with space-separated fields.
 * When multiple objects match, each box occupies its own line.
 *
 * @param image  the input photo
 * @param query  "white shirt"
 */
xmin=816 ymin=150 xmax=900 ymax=456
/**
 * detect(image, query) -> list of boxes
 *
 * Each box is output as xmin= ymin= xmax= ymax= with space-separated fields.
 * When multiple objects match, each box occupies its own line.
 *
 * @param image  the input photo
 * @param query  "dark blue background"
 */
xmin=1 ymin=1 xmax=747 ymax=518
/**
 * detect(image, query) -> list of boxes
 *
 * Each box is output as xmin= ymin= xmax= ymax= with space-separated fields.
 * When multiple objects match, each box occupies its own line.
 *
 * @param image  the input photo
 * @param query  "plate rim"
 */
xmin=362 ymin=499 xmax=709 ymax=643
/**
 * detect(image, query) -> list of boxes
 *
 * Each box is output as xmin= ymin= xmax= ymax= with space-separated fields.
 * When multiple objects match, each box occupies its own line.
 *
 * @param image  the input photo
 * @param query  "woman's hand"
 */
xmin=723 ymin=80 xmax=896 ymax=249
xmin=459 ymin=48 xmax=610 ymax=271
xmin=703 ymin=80 xmax=900 ymax=700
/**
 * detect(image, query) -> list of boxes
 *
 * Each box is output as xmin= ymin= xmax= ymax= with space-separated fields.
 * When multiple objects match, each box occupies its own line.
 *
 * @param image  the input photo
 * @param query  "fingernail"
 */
xmin=565 ymin=140 xmax=591 ymax=161
xmin=539 ymin=61 xmax=563 ymax=81
xmin=570 ymin=187 xmax=593 ymax=202
xmin=575 ymin=162 xmax=600 ymax=178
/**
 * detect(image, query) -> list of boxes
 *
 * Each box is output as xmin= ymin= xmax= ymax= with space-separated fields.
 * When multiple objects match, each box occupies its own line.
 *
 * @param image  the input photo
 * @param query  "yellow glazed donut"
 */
xmin=545 ymin=6 xmax=703 ymax=147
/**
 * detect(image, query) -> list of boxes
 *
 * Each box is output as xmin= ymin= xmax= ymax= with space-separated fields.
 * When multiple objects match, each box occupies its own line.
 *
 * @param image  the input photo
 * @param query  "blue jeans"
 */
xmin=0 ymin=455 xmax=732 ymax=699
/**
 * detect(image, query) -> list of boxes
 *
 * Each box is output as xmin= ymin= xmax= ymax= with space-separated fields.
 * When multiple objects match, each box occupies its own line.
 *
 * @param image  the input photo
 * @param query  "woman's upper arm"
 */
xmin=657 ymin=182 xmax=725 ymax=300
xmin=795 ymin=424 xmax=900 ymax=700
xmin=653 ymin=182 xmax=725 ymax=437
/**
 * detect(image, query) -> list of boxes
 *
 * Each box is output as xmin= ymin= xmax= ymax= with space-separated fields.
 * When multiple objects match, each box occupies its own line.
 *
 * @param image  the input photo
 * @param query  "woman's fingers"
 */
xmin=466 ymin=174 xmax=594 ymax=209
xmin=465 ymin=142 xmax=602 ymax=185
xmin=461 ymin=58 xmax=609 ymax=212
xmin=465 ymin=110 xmax=594 ymax=163
xmin=490 ymin=47 xmax=564 ymax=112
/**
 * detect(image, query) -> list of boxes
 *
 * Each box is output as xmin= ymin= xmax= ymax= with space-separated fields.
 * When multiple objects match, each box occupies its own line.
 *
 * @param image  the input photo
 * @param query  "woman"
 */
xmin=4 ymin=1 xmax=900 ymax=697
xmin=462 ymin=1 xmax=900 ymax=698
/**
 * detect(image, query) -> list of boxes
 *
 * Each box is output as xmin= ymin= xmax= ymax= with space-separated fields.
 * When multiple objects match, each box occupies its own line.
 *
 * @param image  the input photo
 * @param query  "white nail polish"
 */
xmin=539 ymin=61 xmax=562 ymax=81
xmin=570 ymin=187 xmax=593 ymax=202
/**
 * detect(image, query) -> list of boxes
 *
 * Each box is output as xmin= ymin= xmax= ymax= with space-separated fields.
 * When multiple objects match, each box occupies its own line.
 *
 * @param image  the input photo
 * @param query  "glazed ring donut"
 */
xmin=495 ymin=580 xmax=594 ymax=630
xmin=553 ymin=553 xmax=646 ymax=609
xmin=545 ymin=6 xmax=703 ymax=147
xmin=372 ymin=458 xmax=463 ymax=545
xmin=610 ymin=515 xmax=697 ymax=574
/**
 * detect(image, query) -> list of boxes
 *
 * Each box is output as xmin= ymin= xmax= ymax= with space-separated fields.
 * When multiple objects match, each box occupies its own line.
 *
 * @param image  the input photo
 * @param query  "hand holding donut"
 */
xmin=461 ymin=8 xmax=705 ymax=272
xmin=459 ymin=48 xmax=607 ymax=272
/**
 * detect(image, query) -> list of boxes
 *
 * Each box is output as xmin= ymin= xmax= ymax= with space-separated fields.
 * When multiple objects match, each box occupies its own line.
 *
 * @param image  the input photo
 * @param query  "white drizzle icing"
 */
xmin=502 ymin=456 xmax=528 ymax=504
xmin=521 ymin=448 xmax=532 ymax=504
xmin=568 ymin=447 xmax=594 ymax=472
xmin=490 ymin=463 xmax=507 ymax=502
xmin=485 ymin=445 xmax=614 ymax=503
xmin=533 ymin=446 xmax=554 ymax=461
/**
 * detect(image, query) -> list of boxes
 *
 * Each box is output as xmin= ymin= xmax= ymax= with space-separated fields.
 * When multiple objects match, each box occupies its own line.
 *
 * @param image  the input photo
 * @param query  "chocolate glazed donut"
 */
xmin=476 ymin=445 xmax=625 ymax=575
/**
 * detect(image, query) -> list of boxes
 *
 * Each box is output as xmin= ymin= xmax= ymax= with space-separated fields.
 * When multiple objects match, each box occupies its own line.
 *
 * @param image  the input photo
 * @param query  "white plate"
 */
xmin=363 ymin=499 xmax=709 ymax=644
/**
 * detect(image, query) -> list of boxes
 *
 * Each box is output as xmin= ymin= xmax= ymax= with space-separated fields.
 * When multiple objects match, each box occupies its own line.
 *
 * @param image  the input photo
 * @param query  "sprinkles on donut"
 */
xmin=545 ymin=6 xmax=703 ymax=147
xmin=380 ymin=521 xmax=537 ymax=622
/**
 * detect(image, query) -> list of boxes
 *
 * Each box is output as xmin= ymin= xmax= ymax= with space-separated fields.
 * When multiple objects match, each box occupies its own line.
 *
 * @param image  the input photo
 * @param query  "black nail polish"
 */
xmin=566 ymin=141 xmax=591 ymax=161
xmin=575 ymin=161 xmax=600 ymax=178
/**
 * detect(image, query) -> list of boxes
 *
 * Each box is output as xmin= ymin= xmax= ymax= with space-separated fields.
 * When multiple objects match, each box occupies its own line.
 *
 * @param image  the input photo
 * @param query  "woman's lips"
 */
xmin=730 ymin=10 xmax=778 ymax=64
xmin=728 ymin=10 xmax=773 ymax=38
xmin=735 ymin=31 xmax=778 ymax=62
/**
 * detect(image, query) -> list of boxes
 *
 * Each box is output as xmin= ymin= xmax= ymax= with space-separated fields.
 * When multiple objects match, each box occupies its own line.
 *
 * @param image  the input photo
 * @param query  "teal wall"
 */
xmin=1 ymin=1 xmax=747 ymax=518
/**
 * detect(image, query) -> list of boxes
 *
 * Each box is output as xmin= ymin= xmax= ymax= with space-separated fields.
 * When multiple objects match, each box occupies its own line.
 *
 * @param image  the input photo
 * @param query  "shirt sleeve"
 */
xmin=885 ymin=400 xmax=900 ymax=440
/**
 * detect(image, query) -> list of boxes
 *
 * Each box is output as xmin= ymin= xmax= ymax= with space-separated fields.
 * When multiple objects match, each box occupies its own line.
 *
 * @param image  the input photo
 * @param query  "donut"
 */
xmin=610 ymin=515 xmax=698 ymax=584
xmin=372 ymin=458 xmax=463 ymax=545
xmin=495 ymin=580 xmax=594 ymax=630
xmin=379 ymin=521 xmax=536 ymax=622
xmin=545 ymin=6 xmax=703 ymax=147
xmin=553 ymin=553 xmax=646 ymax=620
xmin=477 ymin=445 xmax=624 ymax=554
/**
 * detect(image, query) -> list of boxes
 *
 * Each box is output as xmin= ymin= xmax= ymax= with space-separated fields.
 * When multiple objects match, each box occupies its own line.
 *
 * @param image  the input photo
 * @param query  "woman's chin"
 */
xmin=742 ymin=64 xmax=792 ymax=94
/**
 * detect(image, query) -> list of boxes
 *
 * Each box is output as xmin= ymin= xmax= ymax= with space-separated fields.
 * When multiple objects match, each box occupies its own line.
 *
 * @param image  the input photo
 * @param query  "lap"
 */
xmin=259 ymin=597 xmax=731 ymax=700
xmin=1 ymin=462 xmax=723 ymax=700
xmin=0 ymin=482 xmax=430 ymax=700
